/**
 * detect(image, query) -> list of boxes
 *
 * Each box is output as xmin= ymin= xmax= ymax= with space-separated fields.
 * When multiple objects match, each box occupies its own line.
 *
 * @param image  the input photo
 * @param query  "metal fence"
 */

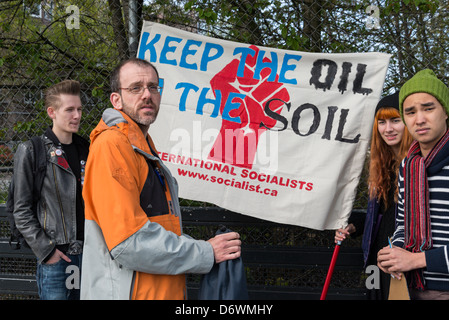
xmin=0 ymin=205 xmax=366 ymax=300
xmin=0 ymin=0 xmax=448 ymax=299
xmin=2 ymin=0 xmax=448 ymax=205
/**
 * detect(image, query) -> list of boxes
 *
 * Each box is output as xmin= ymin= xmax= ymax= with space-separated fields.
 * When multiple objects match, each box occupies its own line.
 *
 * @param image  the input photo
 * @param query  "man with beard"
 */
xmin=80 ymin=58 xmax=241 ymax=300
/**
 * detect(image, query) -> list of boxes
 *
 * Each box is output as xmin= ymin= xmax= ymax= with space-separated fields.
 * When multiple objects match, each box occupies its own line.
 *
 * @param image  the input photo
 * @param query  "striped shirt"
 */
xmin=392 ymin=158 xmax=449 ymax=291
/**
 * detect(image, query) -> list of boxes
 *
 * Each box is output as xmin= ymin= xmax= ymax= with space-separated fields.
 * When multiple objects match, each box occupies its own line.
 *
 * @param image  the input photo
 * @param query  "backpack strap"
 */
xmin=30 ymin=136 xmax=47 ymax=202
xmin=7 ymin=136 xmax=47 ymax=249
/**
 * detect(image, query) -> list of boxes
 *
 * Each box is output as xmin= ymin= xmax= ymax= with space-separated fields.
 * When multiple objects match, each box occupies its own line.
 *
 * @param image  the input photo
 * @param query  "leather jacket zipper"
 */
xmin=52 ymin=163 xmax=68 ymax=242
xmin=42 ymin=201 xmax=47 ymax=230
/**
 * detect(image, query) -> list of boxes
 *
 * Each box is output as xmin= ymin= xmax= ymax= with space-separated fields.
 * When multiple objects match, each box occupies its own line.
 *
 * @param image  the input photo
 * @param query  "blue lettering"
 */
xmin=175 ymin=82 xmax=243 ymax=124
xmin=137 ymin=32 xmax=161 ymax=62
xmin=233 ymin=47 xmax=300 ymax=85
xmin=254 ymin=50 xmax=278 ymax=82
xmin=160 ymin=36 xmax=182 ymax=66
xmin=180 ymin=39 xmax=202 ymax=70
xmin=234 ymin=47 xmax=256 ymax=78
xmin=175 ymin=82 xmax=199 ymax=111
xmin=279 ymin=54 xmax=302 ymax=85
xmin=159 ymin=78 xmax=164 ymax=94
xmin=141 ymin=35 xmax=223 ymax=72
xmin=222 ymin=92 xmax=244 ymax=123
xmin=201 ymin=43 xmax=224 ymax=71
xmin=197 ymin=88 xmax=221 ymax=117
xmin=138 ymin=35 xmax=300 ymax=86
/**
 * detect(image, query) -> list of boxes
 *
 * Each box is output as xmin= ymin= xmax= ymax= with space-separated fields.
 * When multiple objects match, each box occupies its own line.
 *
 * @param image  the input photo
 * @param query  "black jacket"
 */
xmin=13 ymin=128 xmax=89 ymax=263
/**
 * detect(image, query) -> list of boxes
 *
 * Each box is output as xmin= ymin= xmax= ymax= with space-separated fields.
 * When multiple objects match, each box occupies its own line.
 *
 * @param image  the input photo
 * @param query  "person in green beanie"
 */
xmin=378 ymin=69 xmax=449 ymax=300
xmin=336 ymin=92 xmax=413 ymax=300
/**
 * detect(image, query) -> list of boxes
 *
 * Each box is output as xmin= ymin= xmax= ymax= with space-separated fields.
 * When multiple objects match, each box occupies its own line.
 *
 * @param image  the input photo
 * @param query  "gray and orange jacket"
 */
xmin=80 ymin=108 xmax=214 ymax=300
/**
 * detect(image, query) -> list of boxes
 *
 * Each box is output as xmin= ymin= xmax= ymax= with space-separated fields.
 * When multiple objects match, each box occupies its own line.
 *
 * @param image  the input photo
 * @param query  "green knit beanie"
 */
xmin=399 ymin=69 xmax=449 ymax=120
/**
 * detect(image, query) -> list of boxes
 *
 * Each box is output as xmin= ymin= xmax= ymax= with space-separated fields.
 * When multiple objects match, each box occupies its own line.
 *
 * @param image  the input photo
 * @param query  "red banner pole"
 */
xmin=320 ymin=241 xmax=341 ymax=300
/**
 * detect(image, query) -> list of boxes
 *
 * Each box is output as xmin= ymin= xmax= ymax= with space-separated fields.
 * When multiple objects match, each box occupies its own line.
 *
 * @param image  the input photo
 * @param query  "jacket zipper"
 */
xmin=42 ymin=201 xmax=47 ymax=230
xmin=52 ymin=163 xmax=68 ymax=242
xmin=130 ymin=271 xmax=136 ymax=300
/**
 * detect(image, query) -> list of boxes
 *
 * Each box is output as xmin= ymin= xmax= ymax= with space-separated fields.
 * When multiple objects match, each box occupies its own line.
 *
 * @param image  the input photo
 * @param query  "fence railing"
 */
xmin=0 ymin=204 xmax=366 ymax=300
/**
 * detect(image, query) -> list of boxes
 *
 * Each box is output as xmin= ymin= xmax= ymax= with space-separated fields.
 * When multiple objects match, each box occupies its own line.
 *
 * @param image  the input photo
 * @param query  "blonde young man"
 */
xmin=81 ymin=58 xmax=241 ymax=300
xmin=13 ymin=80 xmax=89 ymax=299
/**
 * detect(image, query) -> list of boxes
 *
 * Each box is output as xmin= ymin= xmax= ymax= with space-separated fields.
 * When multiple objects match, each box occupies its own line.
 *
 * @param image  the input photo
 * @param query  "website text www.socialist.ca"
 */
xmin=159 ymin=152 xmax=313 ymax=198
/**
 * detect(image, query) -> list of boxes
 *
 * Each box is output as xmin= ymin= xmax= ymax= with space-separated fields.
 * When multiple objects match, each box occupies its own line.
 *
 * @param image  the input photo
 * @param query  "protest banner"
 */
xmin=137 ymin=21 xmax=391 ymax=230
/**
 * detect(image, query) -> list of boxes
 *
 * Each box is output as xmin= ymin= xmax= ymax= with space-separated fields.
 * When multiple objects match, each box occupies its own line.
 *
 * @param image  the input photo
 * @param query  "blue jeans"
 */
xmin=36 ymin=254 xmax=82 ymax=300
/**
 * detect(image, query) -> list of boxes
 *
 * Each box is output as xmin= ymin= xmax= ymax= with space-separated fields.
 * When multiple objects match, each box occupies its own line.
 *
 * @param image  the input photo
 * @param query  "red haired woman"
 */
xmin=335 ymin=92 xmax=413 ymax=299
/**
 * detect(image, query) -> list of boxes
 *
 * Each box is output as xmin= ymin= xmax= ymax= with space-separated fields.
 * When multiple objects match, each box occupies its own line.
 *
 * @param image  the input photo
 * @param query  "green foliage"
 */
xmin=185 ymin=1 xmax=217 ymax=24
xmin=0 ymin=145 xmax=13 ymax=166
xmin=0 ymin=0 xmax=119 ymax=146
xmin=1 ymin=0 xmax=449 ymax=208
xmin=13 ymin=96 xmax=49 ymax=134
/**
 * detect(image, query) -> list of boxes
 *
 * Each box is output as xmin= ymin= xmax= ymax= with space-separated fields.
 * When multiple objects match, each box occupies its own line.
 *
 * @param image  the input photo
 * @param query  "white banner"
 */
xmin=137 ymin=21 xmax=390 ymax=230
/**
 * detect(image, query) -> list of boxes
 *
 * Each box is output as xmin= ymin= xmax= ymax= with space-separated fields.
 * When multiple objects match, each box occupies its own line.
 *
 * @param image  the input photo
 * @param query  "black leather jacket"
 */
xmin=13 ymin=128 xmax=89 ymax=263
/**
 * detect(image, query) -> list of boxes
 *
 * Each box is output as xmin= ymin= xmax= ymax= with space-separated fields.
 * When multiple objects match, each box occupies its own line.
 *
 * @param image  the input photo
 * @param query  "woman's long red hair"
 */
xmin=368 ymin=107 xmax=413 ymax=205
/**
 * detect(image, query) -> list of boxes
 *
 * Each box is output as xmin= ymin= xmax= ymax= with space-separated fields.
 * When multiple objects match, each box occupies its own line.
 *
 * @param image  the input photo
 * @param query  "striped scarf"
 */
xmin=403 ymin=129 xmax=449 ymax=290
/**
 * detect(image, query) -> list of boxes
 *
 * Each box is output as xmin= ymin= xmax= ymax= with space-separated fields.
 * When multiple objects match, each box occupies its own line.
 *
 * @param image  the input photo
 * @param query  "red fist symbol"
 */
xmin=208 ymin=45 xmax=290 ymax=169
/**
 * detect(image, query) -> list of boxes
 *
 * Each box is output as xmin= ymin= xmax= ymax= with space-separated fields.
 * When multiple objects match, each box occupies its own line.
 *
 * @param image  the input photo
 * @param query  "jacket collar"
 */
xmin=99 ymin=108 xmax=158 ymax=156
xmin=45 ymin=126 xmax=61 ymax=146
xmin=44 ymin=127 xmax=89 ymax=155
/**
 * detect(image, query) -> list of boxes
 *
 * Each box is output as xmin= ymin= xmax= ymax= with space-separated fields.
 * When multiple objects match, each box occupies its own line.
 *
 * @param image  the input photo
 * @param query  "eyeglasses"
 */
xmin=119 ymin=85 xmax=162 ymax=95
